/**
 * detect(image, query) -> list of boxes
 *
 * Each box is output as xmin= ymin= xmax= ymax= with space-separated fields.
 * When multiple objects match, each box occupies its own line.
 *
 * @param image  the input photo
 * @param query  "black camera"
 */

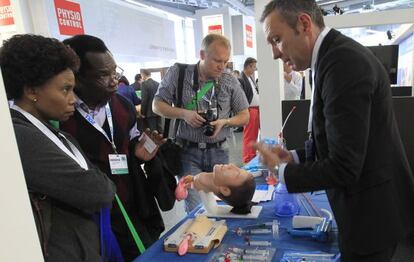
xmin=199 ymin=108 xmax=217 ymax=136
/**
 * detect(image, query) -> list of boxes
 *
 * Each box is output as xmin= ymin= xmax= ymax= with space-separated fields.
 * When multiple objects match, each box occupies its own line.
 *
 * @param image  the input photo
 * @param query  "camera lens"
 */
xmin=203 ymin=124 xmax=215 ymax=136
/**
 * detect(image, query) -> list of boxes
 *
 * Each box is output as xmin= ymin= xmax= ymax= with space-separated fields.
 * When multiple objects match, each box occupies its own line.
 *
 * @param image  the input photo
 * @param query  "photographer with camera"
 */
xmin=153 ymin=34 xmax=249 ymax=213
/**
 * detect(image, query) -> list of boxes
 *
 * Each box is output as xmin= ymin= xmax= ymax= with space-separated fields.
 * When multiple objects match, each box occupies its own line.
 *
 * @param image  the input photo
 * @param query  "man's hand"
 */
xmin=134 ymin=129 xmax=167 ymax=161
xmin=209 ymin=119 xmax=228 ymax=138
xmin=182 ymin=110 xmax=206 ymax=128
xmin=176 ymin=175 xmax=194 ymax=201
xmin=135 ymin=105 xmax=145 ymax=118
xmin=182 ymin=175 xmax=194 ymax=188
xmin=272 ymin=146 xmax=294 ymax=163
xmin=251 ymin=142 xmax=290 ymax=170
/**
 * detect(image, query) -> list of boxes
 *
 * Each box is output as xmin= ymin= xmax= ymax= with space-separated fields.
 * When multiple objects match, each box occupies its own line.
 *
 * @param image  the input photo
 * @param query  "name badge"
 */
xmin=139 ymin=133 xmax=157 ymax=154
xmin=108 ymin=154 xmax=129 ymax=175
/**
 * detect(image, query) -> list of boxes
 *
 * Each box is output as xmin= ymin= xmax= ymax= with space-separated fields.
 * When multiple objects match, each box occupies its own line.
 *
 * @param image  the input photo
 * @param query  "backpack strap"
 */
xmin=163 ymin=63 xmax=188 ymax=138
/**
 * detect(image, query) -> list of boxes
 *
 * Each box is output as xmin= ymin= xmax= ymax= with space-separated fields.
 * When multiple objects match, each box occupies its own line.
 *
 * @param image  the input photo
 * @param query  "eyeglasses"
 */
xmin=94 ymin=65 xmax=124 ymax=84
xmin=114 ymin=66 xmax=124 ymax=81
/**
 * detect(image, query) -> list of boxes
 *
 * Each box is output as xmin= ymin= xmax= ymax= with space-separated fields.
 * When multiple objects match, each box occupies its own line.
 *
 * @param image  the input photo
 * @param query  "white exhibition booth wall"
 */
xmin=29 ymin=0 xmax=181 ymax=80
xmin=0 ymin=78 xmax=44 ymax=260
xmin=0 ymin=0 xmax=413 ymax=260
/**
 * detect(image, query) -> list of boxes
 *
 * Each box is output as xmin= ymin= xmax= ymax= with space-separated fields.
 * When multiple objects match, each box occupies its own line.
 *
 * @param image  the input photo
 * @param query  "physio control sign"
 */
xmin=54 ymin=0 xmax=84 ymax=35
xmin=0 ymin=0 xmax=14 ymax=26
xmin=245 ymin=24 xmax=253 ymax=48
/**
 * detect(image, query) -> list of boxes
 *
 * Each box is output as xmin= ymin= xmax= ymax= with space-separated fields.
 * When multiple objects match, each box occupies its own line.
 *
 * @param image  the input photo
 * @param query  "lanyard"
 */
xmin=185 ymin=81 xmax=215 ymax=110
xmin=202 ymin=82 xmax=215 ymax=105
xmin=76 ymin=103 xmax=118 ymax=154
xmin=12 ymin=105 xmax=88 ymax=170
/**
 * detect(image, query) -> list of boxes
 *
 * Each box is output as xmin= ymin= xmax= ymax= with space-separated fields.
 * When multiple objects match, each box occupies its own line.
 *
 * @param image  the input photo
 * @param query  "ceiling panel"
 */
xmin=135 ymin=0 xmax=414 ymax=16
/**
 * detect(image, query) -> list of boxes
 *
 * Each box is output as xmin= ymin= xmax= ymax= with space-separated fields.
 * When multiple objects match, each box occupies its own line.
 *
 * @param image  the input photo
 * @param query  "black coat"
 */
xmin=238 ymin=72 xmax=257 ymax=105
xmin=61 ymin=94 xmax=176 ymax=260
xmin=284 ymin=29 xmax=414 ymax=255
xmin=141 ymin=78 xmax=160 ymax=118
xmin=11 ymin=110 xmax=116 ymax=261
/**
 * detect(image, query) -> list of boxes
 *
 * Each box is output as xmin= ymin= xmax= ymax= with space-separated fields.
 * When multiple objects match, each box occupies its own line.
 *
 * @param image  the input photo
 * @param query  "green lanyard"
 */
xmin=115 ymin=194 xmax=146 ymax=254
xmin=184 ymin=81 xmax=214 ymax=110
xmin=54 ymin=121 xmax=145 ymax=254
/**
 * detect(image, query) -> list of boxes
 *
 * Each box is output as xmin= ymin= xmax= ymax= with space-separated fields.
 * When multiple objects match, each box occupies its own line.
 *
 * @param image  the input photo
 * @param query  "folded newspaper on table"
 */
xmin=164 ymin=216 xmax=227 ymax=254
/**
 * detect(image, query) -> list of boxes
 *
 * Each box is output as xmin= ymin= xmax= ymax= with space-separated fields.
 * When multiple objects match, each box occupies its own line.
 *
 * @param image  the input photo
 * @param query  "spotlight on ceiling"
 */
xmin=386 ymin=30 xmax=394 ymax=40
xmin=332 ymin=5 xmax=344 ymax=15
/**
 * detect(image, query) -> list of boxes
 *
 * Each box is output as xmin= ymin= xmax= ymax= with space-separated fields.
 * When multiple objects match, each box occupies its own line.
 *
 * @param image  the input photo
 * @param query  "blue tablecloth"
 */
xmin=134 ymin=189 xmax=339 ymax=261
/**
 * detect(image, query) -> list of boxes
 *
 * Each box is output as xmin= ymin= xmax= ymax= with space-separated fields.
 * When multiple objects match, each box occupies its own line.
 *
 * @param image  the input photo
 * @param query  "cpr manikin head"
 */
xmin=213 ymin=164 xmax=256 ymax=214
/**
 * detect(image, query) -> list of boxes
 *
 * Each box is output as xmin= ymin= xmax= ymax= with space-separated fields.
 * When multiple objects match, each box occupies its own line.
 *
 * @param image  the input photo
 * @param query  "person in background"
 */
xmin=255 ymin=1 xmax=414 ymax=261
xmin=153 ymin=34 xmax=249 ymax=213
xmin=238 ymin=57 xmax=260 ymax=164
xmin=141 ymin=69 xmax=162 ymax=132
xmin=0 ymin=34 xmax=116 ymax=261
xmin=232 ymin=70 xmax=240 ymax=78
xmin=131 ymin=73 xmax=142 ymax=91
xmin=283 ymin=62 xmax=302 ymax=100
xmin=61 ymin=34 xmax=176 ymax=261
xmin=116 ymin=75 xmax=142 ymax=117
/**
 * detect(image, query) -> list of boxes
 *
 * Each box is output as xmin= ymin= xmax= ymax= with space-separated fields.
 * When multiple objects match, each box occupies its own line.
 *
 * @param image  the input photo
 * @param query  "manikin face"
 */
xmin=263 ymin=10 xmax=313 ymax=71
xmin=26 ymin=69 xmax=76 ymax=122
xmin=200 ymin=40 xmax=231 ymax=79
xmin=213 ymin=163 xmax=251 ymax=188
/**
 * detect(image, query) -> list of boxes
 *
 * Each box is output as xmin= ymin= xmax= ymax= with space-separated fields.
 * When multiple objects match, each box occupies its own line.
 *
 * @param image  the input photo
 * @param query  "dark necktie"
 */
xmin=309 ymin=69 xmax=313 ymax=90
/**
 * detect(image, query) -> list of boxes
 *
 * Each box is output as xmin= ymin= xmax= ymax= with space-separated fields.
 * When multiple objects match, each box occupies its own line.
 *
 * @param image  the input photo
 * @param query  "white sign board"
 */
xmin=0 ymin=73 xmax=43 ymax=261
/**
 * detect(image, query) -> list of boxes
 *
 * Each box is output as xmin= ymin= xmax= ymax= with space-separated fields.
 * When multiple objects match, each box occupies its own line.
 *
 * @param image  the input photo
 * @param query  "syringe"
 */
xmin=219 ymin=253 xmax=270 ymax=262
xmin=228 ymin=247 xmax=270 ymax=256
xmin=235 ymin=228 xmax=271 ymax=236
xmin=245 ymin=238 xmax=272 ymax=247
xmin=235 ymin=220 xmax=279 ymax=239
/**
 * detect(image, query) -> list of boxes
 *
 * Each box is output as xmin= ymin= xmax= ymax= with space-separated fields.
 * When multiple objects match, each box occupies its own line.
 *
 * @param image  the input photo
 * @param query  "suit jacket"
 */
xmin=238 ymin=72 xmax=257 ymax=105
xmin=284 ymin=29 xmax=414 ymax=254
xmin=11 ymin=110 xmax=116 ymax=261
xmin=141 ymin=78 xmax=160 ymax=118
xmin=61 ymin=94 xmax=176 ymax=259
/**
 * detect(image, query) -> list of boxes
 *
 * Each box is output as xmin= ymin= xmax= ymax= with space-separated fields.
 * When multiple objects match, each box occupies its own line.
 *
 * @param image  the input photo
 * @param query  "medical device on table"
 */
xmin=287 ymin=208 xmax=333 ymax=242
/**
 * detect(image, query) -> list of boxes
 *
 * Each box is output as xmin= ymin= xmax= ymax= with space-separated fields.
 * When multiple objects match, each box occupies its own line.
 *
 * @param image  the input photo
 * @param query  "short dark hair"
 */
xmin=216 ymin=175 xmax=256 ymax=214
xmin=118 ymin=75 xmax=129 ymax=86
xmin=63 ymin=34 xmax=109 ymax=75
xmin=244 ymin=57 xmax=257 ymax=69
xmin=260 ymin=0 xmax=325 ymax=29
xmin=135 ymin=73 xmax=142 ymax=81
xmin=0 ymin=34 xmax=79 ymax=100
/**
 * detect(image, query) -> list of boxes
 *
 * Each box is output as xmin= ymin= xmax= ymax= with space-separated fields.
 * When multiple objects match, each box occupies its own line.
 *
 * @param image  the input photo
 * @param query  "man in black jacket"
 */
xmin=255 ymin=1 xmax=414 ymax=261
xmin=141 ymin=69 xmax=163 ymax=132
xmin=61 ymin=35 xmax=175 ymax=261
xmin=239 ymin=57 xmax=260 ymax=163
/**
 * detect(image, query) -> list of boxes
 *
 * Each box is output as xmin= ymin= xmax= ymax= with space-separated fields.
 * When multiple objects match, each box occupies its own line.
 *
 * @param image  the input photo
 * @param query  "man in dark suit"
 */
xmin=239 ymin=57 xmax=260 ymax=163
xmin=255 ymin=1 xmax=414 ymax=261
xmin=141 ymin=69 xmax=163 ymax=132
